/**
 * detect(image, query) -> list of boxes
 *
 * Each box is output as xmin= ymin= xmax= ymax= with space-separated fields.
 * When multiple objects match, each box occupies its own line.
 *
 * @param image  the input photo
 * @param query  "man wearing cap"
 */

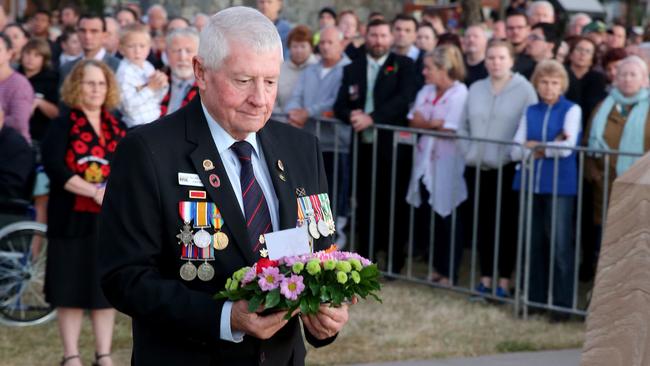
xmin=99 ymin=7 xmax=351 ymax=366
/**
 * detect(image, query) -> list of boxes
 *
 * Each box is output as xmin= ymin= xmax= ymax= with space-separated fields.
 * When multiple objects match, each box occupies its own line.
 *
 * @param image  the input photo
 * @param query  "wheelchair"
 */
xmin=0 ymin=194 xmax=55 ymax=326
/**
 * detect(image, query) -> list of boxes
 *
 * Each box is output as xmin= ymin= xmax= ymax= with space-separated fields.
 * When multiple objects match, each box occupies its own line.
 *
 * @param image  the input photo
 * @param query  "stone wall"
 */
xmin=146 ymin=0 xmax=404 ymax=29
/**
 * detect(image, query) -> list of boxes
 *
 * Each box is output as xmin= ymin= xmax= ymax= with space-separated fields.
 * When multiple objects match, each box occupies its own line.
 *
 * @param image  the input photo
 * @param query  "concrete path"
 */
xmin=348 ymin=348 xmax=581 ymax=366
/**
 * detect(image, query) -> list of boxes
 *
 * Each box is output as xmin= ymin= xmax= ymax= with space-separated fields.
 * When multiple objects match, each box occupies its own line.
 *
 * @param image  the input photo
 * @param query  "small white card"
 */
xmin=178 ymin=172 xmax=204 ymax=187
xmin=265 ymin=226 xmax=311 ymax=260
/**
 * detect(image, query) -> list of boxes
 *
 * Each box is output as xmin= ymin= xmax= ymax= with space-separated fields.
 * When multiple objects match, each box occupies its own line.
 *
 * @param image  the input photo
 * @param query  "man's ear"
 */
xmin=193 ymin=56 xmax=206 ymax=90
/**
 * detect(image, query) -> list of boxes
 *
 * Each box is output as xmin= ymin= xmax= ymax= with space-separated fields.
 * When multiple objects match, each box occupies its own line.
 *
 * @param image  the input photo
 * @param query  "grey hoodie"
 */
xmin=458 ymin=73 xmax=538 ymax=168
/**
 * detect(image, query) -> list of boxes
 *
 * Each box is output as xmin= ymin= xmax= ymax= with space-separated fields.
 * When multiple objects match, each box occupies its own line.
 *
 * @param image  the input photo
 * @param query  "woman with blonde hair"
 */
xmin=511 ymin=60 xmax=582 ymax=321
xmin=406 ymin=44 xmax=468 ymax=285
xmin=42 ymin=60 xmax=126 ymax=366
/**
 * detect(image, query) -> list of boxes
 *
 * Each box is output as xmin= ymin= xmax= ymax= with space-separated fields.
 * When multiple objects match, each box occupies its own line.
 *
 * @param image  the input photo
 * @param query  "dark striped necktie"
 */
xmin=231 ymin=140 xmax=272 ymax=252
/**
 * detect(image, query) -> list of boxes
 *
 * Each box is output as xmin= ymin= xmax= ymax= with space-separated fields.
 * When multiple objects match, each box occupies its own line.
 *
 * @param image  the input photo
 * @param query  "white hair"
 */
xmin=147 ymin=4 xmax=167 ymax=20
xmin=320 ymin=25 xmax=344 ymax=41
xmin=166 ymin=27 xmax=200 ymax=48
xmin=569 ymin=13 xmax=591 ymax=27
xmin=617 ymin=55 xmax=649 ymax=77
xmin=528 ymin=1 xmax=554 ymax=18
xmin=198 ymin=7 xmax=283 ymax=70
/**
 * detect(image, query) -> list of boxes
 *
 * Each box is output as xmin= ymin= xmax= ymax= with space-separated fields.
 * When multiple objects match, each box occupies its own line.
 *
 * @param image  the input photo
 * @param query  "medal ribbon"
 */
xmin=296 ymin=198 xmax=305 ymax=225
xmin=309 ymin=195 xmax=323 ymax=222
xmin=193 ymin=201 xmax=211 ymax=228
xmin=211 ymin=203 xmax=223 ymax=230
xmin=318 ymin=194 xmax=334 ymax=224
xmin=178 ymin=201 xmax=194 ymax=223
xmin=299 ymin=197 xmax=312 ymax=221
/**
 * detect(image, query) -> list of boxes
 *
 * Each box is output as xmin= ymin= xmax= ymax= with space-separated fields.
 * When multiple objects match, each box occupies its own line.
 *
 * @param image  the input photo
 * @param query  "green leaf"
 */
xmin=300 ymin=297 xmax=310 ymax=314
xmin=248 ymin=294 xmax=263 ymax=313
xmin=319 ymin=286 xmax=330 ymax=303
xmin=264 ymin=289 xmax=281 ymax=309
xmin=309 ymin=281 xmax=320 ymax=296
xmin=308 ymin=296 xmax=320 ymax=314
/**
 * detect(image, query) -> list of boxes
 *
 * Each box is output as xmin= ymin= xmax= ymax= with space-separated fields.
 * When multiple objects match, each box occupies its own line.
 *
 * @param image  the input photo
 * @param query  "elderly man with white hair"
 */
xmin=160 ymin=28 xmax=200 ymax=116
xmin=528 ymin=1 xmax=555 ymax=26
xmin=98 ymin=7 xmax=351 ymax=366
xmin=568 ymin=13 xmax=591 ymax=36
xmin=146 ymin=4 xmax=168 ymax=33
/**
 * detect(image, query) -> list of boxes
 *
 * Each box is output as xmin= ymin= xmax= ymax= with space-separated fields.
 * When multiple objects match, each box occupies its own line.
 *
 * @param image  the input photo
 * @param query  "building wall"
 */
xmin=149 ymin=0 xmax=403 ymax=29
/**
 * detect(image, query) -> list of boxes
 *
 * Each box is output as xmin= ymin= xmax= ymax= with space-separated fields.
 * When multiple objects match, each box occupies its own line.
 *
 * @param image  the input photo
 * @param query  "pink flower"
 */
xmin=280 ymin=274 xmax=305 ymax=301
xmin=258 ymin=266 xmax=284 ymax=291
xmin=241 ymin=267 xmax=257 ymax=285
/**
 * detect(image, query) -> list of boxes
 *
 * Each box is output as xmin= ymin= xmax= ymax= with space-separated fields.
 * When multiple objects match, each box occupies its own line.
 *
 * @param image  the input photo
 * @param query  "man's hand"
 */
xmin=301 ymin=297 xmax=357 ymax=340
xmin=287 ymin=108 xmax=309 ymax=128
xmin=230 ymin=300 xmax=299 ymax=340
xmin=350 ymin=110 xmax=373 ymax=132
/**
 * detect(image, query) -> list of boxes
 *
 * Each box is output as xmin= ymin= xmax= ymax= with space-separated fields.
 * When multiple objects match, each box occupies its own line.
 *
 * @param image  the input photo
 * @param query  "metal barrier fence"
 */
xmin=274 ymin=114 xmax=643 ymax=319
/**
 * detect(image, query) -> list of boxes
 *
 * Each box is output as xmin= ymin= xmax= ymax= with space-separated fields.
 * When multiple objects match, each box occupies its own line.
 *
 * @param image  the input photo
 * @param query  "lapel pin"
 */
xmin=203 ymin=159 xmax=215 ymax=171
xmin=279 ymin=173 xmax=287 ymax=182
xmin=189 ymin=190 xmax=207 ymax=199
xmin=209 ymin=174 xmax=220 ymax=188
xmin=277 ymin=160 xmax=285 ymax=172
xmin=295 ymin=187 xmax=306 ymax=197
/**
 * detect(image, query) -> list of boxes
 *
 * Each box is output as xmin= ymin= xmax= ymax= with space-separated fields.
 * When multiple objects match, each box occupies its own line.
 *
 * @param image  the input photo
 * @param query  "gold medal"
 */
xmin=180 ymin=262 xmax=197 ymax=281
xmin=213 ymin=231 xmax=229 ymax=250
xmin=197 ymin=262 xmax=215 ymax=281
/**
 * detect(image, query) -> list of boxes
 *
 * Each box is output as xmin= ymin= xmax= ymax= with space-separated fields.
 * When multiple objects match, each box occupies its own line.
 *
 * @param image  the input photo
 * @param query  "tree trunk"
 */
xmin=461 ymin=0 xmax=482 ymax=27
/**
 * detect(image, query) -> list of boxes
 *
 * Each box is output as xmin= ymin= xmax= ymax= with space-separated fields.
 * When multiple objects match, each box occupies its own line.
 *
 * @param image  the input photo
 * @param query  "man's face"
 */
xmin=506 ymin=15 xmax=530 ymax=46
xmin=147 ymin=8 xmax=166 ymax=31
xmin=319 ymin=13 xmax=336 ymax=29
xmin=194 ymin=42 xmax=281 ymax=139
xmin=168 ymin=36 xmax=198 ymax=80
xmin=61 ymin=8 xmax=78 ymax=27
xmin=257 ymin=0 xmax=282 ymax=22
xmin=416 ymin=27 xmax=436 ymax=53
xmin=464 ymin=26 xmax=486 ymax=55
xmin=116 ymin=10 xmax=136 ymax=28
xmin=392 ymin=19 xmax=416 ymax=49
xmin=529 ymin=6 xmax=554 ymax=26
xmin=104 ymin=18 xmax=120 ymax=54
xmin=607 ymin=25 xmax=626 ymax=49
xmin=570 ymin=16 xmax=590 ymax=36
xmin=319 ymin=27 xmax=343 ymax=63
xmin=366 ymin=24 xmax=393 ymax=58
xmin=526 ymin=28 xmax=551 ymax=61
xmin=77 ymin=18 xmax=105 ymax=55
xmin=31 ymin=13 xmax=50 ymax=35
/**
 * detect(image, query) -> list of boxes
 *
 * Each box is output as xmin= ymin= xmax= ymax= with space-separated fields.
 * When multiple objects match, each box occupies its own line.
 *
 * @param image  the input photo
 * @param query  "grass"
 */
xmin=0 ymin=281 xmax=584 ymax=366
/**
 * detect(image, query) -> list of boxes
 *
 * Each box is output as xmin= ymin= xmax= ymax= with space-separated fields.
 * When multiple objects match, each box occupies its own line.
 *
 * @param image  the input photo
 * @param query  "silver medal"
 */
xmin=197 ymin=262 xmax=215 ymax=281
xmin=193 ymin=228 xmax=212 ymax=248
xmin=180 ymin=262 xmax=197 ymax=281
xmin=176 ymin=222 xmax=193 ymax=246
xmin=317 ymin=220 xmax=330 ymax=237
xmin=308 ymin=219 xmax=321 ymax=239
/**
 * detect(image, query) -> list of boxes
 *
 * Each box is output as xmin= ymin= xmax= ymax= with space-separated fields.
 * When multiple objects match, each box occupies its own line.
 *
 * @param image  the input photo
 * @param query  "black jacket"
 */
xmin=98 ymin=97 xmax=334 ymax=365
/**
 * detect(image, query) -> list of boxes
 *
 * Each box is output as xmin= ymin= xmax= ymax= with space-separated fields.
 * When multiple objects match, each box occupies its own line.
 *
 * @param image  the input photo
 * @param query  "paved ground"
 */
xmin=348 ymin=348 xmax=581 ymax=366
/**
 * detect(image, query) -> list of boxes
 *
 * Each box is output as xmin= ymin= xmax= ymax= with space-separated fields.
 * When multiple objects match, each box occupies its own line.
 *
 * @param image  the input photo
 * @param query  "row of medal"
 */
xmin=176 ymin=201 xmax=229 ymax=282
xmin=296 ymin=193 xmax=336 ymax=240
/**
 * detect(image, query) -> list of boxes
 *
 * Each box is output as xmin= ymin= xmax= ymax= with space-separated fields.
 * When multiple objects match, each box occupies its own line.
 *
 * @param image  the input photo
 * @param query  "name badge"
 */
xmin=178 ymin=173 xmax=204 ymax=187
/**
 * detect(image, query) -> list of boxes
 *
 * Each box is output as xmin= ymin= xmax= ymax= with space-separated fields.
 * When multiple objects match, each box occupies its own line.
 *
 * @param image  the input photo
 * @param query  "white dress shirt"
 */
xmin=202 ymin=102 xmax=280 ymax=342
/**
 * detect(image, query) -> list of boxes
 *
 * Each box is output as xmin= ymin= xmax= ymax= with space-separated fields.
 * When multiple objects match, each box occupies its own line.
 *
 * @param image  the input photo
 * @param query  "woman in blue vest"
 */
xmin=511 ymin=60 xmax=582 ymax=322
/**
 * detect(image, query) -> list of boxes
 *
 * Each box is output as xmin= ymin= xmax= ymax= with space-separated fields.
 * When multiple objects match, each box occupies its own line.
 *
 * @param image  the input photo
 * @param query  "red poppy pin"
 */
xmin=384 ymin=63 xmax=399 ymax=75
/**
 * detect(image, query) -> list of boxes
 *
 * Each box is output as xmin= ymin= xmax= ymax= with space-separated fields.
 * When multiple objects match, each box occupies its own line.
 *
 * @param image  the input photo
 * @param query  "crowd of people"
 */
xmin=0 ymin=0 xmax=649 ymax=362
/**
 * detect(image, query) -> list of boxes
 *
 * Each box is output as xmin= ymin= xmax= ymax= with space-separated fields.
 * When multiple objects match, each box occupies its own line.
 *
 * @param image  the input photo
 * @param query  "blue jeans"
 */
xmin=528 ymin=195 xmax=575 ymax=308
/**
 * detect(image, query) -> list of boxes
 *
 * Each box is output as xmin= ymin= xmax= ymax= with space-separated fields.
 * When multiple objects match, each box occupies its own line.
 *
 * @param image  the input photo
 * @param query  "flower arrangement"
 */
xmin=215 ymin=246 xmax=382 ymax=319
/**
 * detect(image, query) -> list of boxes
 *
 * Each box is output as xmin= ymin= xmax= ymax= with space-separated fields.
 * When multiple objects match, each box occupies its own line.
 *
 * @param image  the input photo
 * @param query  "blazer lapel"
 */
xmin=374 ymin=52 xmax=394 ymax=95
xmin=184 ymin=98 xmax=255 ymax=265
xmin=257 ymin=124 xmax=297 ymax=230
xmin=356 ymin=56 xmax=368 ymax=109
